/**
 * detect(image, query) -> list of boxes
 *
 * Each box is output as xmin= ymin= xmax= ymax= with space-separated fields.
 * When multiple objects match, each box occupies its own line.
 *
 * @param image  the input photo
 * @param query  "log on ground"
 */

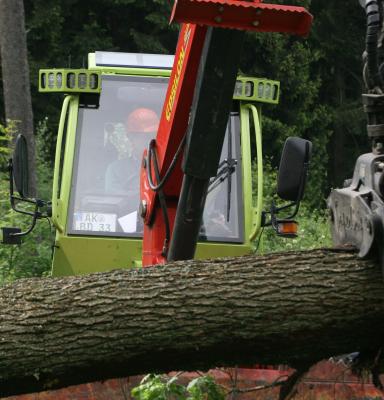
xmin=1 ymin=248 xmax=384 ymax=396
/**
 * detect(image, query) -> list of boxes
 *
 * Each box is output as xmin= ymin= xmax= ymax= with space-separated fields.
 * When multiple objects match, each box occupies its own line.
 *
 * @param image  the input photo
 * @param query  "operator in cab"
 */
xmin=105 ymin=107 xmax=160 ymax=195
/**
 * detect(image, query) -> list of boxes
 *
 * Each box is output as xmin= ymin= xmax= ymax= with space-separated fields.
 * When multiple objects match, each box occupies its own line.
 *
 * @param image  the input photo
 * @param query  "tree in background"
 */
xmin=0 ymin=0 xmax=36 ymax=195
xmin=310 ymin=0 xmax=366 ymax=188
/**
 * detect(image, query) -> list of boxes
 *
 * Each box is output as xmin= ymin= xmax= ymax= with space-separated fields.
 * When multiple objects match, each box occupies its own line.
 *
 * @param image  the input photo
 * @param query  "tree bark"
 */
xmin=0 ymin=0 xmax=36 ymax=195
xmin=1 ymin=248 xmax=384 ymax=396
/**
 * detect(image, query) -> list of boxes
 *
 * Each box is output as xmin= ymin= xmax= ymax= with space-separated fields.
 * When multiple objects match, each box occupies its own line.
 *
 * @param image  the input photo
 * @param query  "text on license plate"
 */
xmin=74 ymin=212 xmax=117 ymax=232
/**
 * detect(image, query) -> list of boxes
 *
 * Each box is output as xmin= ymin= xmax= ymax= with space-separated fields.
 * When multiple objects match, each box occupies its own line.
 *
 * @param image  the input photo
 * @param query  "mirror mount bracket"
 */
xmin=1 ymin=200 xmax=42 ymax=245
xmin=262 ymin=199 xmax=301 ymax=230
xmin=273 ymin=200 xmax=301 ymax=221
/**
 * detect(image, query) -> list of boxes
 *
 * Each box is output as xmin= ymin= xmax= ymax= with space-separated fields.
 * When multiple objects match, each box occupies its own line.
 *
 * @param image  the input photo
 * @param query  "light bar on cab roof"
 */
xmin=233 ymin=76 xmax=280 ymax=104
xmin=95 ymin=51 xmax=175 ymax=69
xmin=39 ymin=69 xmax=101 ymax=93
xmin=39 ymin=65 xmax=279 ymax=105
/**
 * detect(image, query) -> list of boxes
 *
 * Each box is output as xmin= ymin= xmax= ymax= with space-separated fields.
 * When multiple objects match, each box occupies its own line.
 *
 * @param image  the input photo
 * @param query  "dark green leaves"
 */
xmin=131 ymin=374 xmax=225 ymax=400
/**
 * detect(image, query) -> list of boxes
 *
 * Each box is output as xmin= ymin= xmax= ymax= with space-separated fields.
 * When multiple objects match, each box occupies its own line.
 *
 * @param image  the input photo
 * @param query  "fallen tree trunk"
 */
xmin=1 ymin=248 xmax=384 ymax=396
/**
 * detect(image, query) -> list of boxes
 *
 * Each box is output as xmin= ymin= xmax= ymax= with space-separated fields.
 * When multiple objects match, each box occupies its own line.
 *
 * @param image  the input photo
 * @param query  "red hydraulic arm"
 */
xmin=139 ymin=23 xmax=207 ymax=266
xmin=139 ymin=0 xmax=312 ymax=267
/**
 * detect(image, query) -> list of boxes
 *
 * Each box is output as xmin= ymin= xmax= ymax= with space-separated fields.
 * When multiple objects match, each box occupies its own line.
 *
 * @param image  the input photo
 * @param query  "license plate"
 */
xmin=74 ymin=212 xmax=117 ymax=232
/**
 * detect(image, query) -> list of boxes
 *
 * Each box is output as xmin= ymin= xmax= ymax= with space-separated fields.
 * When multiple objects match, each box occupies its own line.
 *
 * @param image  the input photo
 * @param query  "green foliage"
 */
xmin=131 ymin=374 xmax=225 ymax=400
xmin=242 ymin=31 xmax=334 ymax=208
xmin=0 ymin=122 xmax=53 ymax=284
xmin=0 ymin=123 xmax=12 ymax=169
xmin=131 ymin=374 xmax=187 ymax=400
xmin=187 ymin=376 xmax=225 ymax=400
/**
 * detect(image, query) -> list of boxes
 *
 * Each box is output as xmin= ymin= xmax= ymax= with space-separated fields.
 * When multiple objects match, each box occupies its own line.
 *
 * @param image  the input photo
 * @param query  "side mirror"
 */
xmin=277 ymin=137 xmax=312 ymax=202
xmin=261 ymin=136 xmax=312 ymax=238
xmin=2 ymin=135 xmax=51 ymax=246
xmin=13 ymin=134 xmax=30 ymax=198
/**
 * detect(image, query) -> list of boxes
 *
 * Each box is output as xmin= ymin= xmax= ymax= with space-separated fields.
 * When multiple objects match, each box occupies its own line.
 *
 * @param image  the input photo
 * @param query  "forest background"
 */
xmin=0 ymin=0 xmax=367 ymax=281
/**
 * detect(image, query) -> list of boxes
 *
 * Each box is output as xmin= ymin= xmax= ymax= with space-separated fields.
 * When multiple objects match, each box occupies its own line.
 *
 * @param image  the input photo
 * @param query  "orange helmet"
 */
xmin=126 ymin=108 xmax=159 ymax=133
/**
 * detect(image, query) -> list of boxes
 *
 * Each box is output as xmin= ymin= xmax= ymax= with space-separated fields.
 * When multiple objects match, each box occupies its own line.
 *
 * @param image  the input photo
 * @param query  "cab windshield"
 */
xmin=68 ymin=75 xmax=243 ymax=242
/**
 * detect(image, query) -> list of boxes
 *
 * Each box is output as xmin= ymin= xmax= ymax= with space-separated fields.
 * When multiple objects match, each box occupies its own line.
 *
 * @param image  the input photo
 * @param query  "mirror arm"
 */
xmin=262 ymin=201 xmax=296 ymax=225
xmin=274 ymin=201 xmax=297 ymax=213
xmin=10 ymin=195 xmax=42 ymax=216
xmin=2 ymin=201 xmax=41 ymax=245
xmin=279 ymin=200 xmax=301 ymax=221
xmin=2 ymin=198 xmax=50 ymax=245
xmin=262 ymin=198 xmax=302 ymax=228
xmin=11 ymin=196 xmax=50 ymax=218
xmin=11 ymin=202 xmax=40 ymax=239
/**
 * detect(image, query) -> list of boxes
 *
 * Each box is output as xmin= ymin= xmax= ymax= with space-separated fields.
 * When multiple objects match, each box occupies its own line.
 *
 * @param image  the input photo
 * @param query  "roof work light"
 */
xmin=39 ymin=69 xmax=101 ymax=93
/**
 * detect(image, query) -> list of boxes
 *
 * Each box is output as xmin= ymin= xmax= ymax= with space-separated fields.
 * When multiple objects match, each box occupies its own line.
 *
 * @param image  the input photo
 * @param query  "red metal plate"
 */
xmin=171 ymin=0 xmax=313 ymax=37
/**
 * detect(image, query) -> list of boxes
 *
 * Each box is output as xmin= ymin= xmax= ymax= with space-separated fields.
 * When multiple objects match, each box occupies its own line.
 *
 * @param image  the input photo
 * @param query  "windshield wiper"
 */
xmin=207 ymin=157 xmax=237 ymax=195
xmin=207 ymin=116 xmax=238 ymax=222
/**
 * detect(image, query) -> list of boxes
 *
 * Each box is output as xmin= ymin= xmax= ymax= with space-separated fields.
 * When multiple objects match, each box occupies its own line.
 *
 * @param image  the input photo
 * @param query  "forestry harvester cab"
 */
xmin=2 ymin=0 xmax=313 ymax=275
